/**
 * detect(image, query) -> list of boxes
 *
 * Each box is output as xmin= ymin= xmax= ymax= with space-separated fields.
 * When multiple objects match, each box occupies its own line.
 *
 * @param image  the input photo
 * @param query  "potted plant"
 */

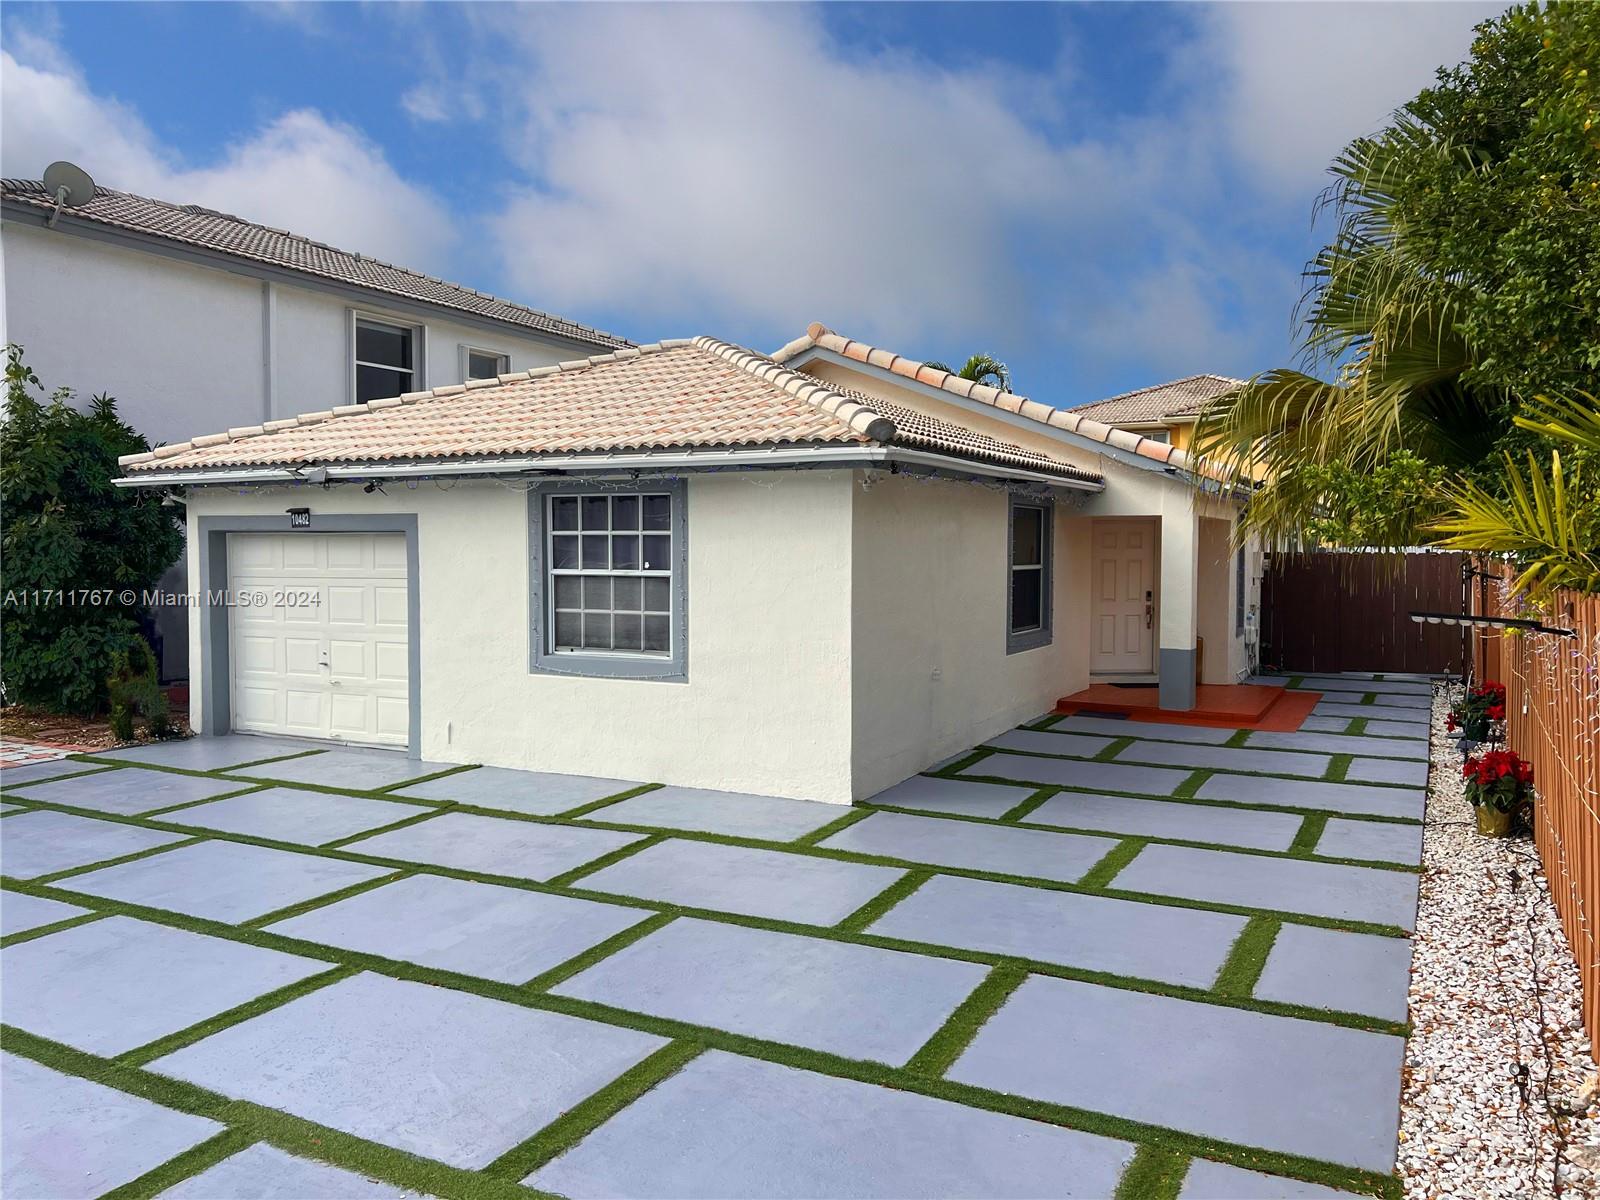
xmin=1463 ymin=747 xmax=1533 ymax=837
xmin=1446 ymin=680 xmax=1507 ymax=750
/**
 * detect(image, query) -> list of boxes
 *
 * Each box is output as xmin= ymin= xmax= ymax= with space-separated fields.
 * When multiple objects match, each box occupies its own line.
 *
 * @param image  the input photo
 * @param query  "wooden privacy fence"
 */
xmin=1261 ymin=551 xmax=1470 ymax=675
xmin=1473 ymin=566 xmax=1600 ymax=1063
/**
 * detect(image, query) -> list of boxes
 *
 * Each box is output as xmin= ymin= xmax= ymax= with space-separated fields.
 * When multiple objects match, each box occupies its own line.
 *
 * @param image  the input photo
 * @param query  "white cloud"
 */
xmin=465 ymin=4 xmax=1196 ymax=355
xmin=1 ymin=45 xmax=456 ymax=272
xmin=451 ymin=1 xmax=1500 ymax=382
xmin=1193 ymin=1 xmax=1504 ymax=196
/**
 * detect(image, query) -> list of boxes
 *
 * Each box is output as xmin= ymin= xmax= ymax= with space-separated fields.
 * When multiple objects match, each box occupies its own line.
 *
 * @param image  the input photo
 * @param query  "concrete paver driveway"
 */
xmin=0 ymin=675 xmax=1426 ymax=1198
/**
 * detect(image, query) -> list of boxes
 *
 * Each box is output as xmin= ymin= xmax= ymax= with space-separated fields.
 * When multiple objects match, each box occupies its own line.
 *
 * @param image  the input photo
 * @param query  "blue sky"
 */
xmin=2 ymin=1 xmax=1501 ymax=406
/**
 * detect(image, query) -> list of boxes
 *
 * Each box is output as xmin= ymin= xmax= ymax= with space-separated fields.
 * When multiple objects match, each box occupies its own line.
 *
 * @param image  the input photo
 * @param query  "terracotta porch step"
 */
xmin=1052 ymin=683 xmax=1322 ymax=732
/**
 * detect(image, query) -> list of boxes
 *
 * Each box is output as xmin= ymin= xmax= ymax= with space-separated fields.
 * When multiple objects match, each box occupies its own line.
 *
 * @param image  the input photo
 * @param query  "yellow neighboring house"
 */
xmin=1066 ymin=374 xmax=1243 ymax=454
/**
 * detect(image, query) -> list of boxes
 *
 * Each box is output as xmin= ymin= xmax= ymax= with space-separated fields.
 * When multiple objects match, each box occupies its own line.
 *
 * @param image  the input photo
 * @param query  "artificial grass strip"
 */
xmin=2 ymin=1007 xmax=1399 ymax=1200
xmin=790 ymin=807 xmax=871 ymax=846
xmin=2 ymin=1025 xmax=563 ymax=1200
xmin=97 ymin=1127 xmax=258 ymax=1200
xmin=4 ymin=868 xmax=1406 ymax=1037
xmin=904 ymin=965 xmax=1026 ymax=1078
xmin=998 ymin=786 xmax=1061 ymax=823
xmin=1114 ymin=1145 xmax=1190 ymax=1200
xmin=115 ymin=965 xmax=359 ymax=1068
xmin=543 ymin=833 xmax=666 ymax=889
xmin=0 ymin=866 xmax=1414 ymax=1196
xmin=1223 ymin=729 xmax=1252 ymax=749
xmin=552 ymin=782 xmax=663 ymax=820
xmin=927 ymin=747 xmax=996 ymax=778
xmin=1288 ymin=814 xmax=1330 ymax=857
xmin=1170 ymin=769 xmax=1210 ymax=799
xmin=370 ymin=764 xmax=481 ymax=794
xmin=1212 ymin=916 xmax=1281 ymax=999
xmin=29 ymin=834 xmax=208 ymax=886
xmin=319 ymin=805 xmax=455 ymax=850
xmin=1077 ymin=839 xmax=1148 ymax=889
xmin=1360 ymin=693 xmax=1378 ymax=705
xmin=138 ymin=783 xmax=274 ymax=819
xmin=1094 ymin=736 xmax=1137 ymax=763
xmin=5 ymin=769 xmax=1417 ymax=944
xmin=1325 ymin=754 xmax=1353 ymax=783
xmin=1286 ymin=676 xmax=1305 ymax=688
xmin=0 ymin=909 xmax=112 ymax=950
xmin=834 ymin=869 xmax=935 ymax=932
xmin=1347 ymin=717 xmax=1369 ymax=736
xmin=243 ymin=869 xmax=415 ymax=929
xmin=481 ymin=1039 xmax=704 ymax=1180
xmin=521 ymin=912 xmax=677 ymax=992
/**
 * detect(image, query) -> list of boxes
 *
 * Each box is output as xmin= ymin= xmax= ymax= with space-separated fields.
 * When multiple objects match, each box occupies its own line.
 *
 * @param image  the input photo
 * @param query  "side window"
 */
xmin=530 ymin=483 xmax=687 ymax=680
xmin=355 ymin=317 xmax=418 ymax=403
xmin=1007 ymin=495 xmax=1053 ymax=653
xmin=464 ymin=347 xmax=509 ymax=380
xmin=1235 ymin=543 xmax=1247 ymax=635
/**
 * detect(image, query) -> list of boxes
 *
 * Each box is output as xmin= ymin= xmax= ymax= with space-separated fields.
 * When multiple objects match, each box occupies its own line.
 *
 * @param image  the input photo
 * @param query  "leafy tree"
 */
xmin=1396 ymin=2 xmax=1600 ymax=395
xmin=1194 ymin=1 xmax=1599 ymax=557
xmin=925 ymin=354 xmax=1012 ymax=392
xmin=1 ymin=346 xmax=183 ymax=714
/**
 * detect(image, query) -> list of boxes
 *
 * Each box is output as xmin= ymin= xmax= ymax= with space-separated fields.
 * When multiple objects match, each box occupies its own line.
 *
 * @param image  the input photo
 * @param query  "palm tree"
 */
xmin=1430 ymin=392 xmax=1600 ymax=595
xmin=1191 ymin=119 xmax=1514 ymax=547
xmin=925 ymin=353 xmax=1012 ymax=393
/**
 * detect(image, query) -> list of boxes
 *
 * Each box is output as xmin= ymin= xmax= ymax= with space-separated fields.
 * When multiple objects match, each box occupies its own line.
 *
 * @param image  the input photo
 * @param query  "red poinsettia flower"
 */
xmin=1487 ymin=704 xmax=1506 ymax=721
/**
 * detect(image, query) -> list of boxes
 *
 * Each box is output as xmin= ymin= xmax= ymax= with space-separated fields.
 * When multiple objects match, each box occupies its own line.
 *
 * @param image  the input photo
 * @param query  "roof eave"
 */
xmin=778 ymin=343 xmax=1185 ymax=481
xmin=1 ymin=195 xmax=630 ymax=354
xmin=114 ymin=443 xmax=1103 ymax=494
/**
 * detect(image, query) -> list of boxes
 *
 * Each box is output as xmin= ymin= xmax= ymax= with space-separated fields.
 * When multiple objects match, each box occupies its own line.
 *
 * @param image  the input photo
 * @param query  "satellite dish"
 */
xmin=42 ymin=160 xmax=95 ymax=226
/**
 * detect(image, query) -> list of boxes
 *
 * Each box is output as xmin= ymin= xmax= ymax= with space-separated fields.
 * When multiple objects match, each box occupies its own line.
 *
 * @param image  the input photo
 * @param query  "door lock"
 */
xmin=1145 ymin=590 xmax=1153 ymax=630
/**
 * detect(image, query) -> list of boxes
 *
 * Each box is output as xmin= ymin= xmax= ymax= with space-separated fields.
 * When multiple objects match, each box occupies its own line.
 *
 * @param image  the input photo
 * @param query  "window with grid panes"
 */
xmin=547 ymin=492 xmax=674 ymax=655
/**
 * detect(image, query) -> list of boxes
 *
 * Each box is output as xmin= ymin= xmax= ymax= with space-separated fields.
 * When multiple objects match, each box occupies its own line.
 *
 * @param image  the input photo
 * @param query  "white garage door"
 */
xmin=228 ymin=533 xmax=409 ymax=747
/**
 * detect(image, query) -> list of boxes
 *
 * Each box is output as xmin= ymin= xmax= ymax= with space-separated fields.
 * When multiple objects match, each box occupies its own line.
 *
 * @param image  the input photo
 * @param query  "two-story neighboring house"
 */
xmin=1 ymin=171 xmax=631 ymax=680
xmin=1065 ymin=374 xmax=1242 ymax=453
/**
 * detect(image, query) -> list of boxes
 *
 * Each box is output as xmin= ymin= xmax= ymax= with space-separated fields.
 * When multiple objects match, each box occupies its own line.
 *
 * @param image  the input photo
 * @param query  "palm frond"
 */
xmin=1430 ymin=449 xmax=1600 ymax=595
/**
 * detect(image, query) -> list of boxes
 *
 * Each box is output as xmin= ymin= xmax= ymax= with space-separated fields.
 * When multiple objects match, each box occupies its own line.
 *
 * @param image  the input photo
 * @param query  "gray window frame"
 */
xmin=527 ymin=479 xmax=688 ymax=681
xmin=1006 ymin=493 xmax=1053 ymax=655
xmin=461 ymin=344 xmax=510 ymax=381
xmin=1235 ymin=541 xmax=1247 ymax=636
xmin=350 ymin=310 xmax=424 ymax=404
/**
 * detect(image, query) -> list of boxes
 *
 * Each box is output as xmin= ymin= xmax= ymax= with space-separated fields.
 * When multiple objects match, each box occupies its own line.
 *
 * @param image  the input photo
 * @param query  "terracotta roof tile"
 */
xmin=1068 ymin=374 xmax=1244 ymax=425
xmin=773 ymin=323 xmax=1223 ymax=476
xmin=2 ymin=179 xmax=629 ymax=351
xmin=120 ymin=337 xmax=1101 ymax=487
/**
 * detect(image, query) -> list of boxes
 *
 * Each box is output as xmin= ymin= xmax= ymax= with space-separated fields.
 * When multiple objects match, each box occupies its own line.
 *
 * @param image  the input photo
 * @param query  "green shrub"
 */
xmin=106 ymin=638 xmax=172 ymax=741
xmin=1 ymin=346 xmax=184 ymax=714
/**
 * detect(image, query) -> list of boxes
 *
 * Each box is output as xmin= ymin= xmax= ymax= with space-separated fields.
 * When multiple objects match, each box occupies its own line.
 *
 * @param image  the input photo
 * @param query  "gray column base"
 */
xmin=1158 ymin=648 xmax=1197 ymax=710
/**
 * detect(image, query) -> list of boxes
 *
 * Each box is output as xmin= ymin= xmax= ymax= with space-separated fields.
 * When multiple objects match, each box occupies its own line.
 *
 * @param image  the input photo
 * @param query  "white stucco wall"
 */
xmin=3 ymin=223 xmax=267 ymax=445
xmin=2 ymin=221 xmax=603 ymax=443
xmin=849 ymin=472 xmax=1088 ymax=799
xmin=270 ymin=288 xmax=574 ymax=421
xmin=184 ymin=472 xmax=858 ymax=802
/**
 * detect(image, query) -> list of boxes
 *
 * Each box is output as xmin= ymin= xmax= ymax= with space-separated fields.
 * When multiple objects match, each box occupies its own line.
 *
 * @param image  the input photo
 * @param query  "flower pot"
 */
xmin=1474 ymin=805 xmax=1514 ymax=838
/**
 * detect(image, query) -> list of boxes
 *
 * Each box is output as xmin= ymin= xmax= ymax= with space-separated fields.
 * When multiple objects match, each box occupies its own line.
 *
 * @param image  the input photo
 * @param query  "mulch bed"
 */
xmin=0 ymin=704 xmax=190 ymax=752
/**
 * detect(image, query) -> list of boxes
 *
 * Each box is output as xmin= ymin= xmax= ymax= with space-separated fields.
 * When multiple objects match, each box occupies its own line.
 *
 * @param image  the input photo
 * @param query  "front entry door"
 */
xmin=1092 ymin=521 xmax=1156 ymax=673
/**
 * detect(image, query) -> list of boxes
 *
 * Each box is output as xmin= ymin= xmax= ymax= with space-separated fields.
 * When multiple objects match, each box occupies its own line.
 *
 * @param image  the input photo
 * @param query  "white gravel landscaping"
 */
xmin=1400 ymin=683 xmax=1600 ymax=1199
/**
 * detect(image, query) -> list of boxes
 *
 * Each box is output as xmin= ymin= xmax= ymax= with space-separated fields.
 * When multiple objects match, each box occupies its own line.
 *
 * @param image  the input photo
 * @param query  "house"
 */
xmin=1065 ymin=374 xmax=1243 ymax=453
xmin=1 ymin=169 xmax=629 ymax=677
xmin=113 ymin=324 xmax=1261 ymax=804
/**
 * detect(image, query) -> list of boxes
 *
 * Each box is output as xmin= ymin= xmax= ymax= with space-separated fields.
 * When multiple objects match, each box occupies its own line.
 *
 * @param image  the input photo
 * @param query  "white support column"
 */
xmin=1158 ymin=494 xmax=1199 ymax=710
